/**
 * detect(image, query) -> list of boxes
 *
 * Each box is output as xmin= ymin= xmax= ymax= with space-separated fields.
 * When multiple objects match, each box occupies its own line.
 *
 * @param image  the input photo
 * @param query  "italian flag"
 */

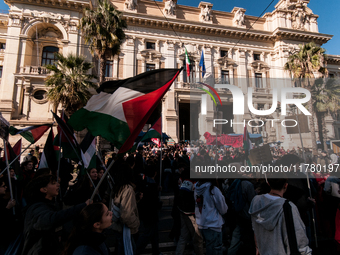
xmin=185 ymin=48 xmax=191 ymax=77
xmin=142 ymin=116 xmax=162 ymax=147
xmin=68 ymin=68 xmax=182 ymax=153
xmin=9 ymin=124 xmax=51 ymax=144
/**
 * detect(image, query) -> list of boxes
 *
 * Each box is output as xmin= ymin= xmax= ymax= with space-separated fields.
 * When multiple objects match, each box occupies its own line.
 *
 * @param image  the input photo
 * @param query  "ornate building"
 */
xmin=0 ymin=0 xmax=340 ymax=149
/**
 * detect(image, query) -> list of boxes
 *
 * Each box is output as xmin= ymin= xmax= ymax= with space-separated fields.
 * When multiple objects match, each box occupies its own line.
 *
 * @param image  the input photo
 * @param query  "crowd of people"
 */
xmin=0 ymin=141 xmax=340 ymax=255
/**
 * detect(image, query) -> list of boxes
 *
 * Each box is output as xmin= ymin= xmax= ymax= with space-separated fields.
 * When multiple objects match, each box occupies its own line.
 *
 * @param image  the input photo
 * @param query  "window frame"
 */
xmin=255 ymin=73 xmax=263 ymax=88
xmin=105 ymin=60 xmax=113 ymax=77
xmin=146 ymin=42 xmax=156 ymax=50
xmin=41 ymin=46 xmax=59 ymax=66
xmin=146 ymin=63 xmax=156 ymax=72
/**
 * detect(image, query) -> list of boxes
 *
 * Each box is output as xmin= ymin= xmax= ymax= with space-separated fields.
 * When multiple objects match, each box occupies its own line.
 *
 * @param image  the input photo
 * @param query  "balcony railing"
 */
xmin=104 ymin=77 xmax=117 ymax=81
xmin=19 ymin=66 xmax=50 ymax=75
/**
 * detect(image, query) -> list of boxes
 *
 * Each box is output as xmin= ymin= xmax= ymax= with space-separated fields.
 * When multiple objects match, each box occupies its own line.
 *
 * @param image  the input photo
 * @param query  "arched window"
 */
xmin=41 ymin=46 xmax=59 ymax=66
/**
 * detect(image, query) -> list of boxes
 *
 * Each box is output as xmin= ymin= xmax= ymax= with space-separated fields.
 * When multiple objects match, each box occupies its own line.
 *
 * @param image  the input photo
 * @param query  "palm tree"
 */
xmin=79 ymin=0 xmax=126 ymax=83
xmin=45 ymin=53 xmax=97 ymax=115
xmin=284 ymin=42 xmax=327 ymax=155
xmin=312 ymin=78 xmax=340 ymax=150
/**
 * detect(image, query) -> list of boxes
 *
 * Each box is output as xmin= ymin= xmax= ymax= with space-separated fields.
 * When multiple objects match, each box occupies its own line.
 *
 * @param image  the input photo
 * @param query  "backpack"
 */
xmin=226 ymin=179 xmax=245 ymax=212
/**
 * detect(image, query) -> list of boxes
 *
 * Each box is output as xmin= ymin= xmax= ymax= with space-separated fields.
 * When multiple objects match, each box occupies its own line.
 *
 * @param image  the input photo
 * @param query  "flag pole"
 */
xmin=97 ymin=148 xmax=114 ymax=184
xmin=91 ymin=159 xmax=115 ymax=201
xmin=3 ymin=139 xmax=15 ymax=215
xmin=159 ymin=114 xmax=163 ymax=197
xmin=56 ymin=110 xmax=63 ymax=198
xmin=51 ymin=111 xmax=101 ymax=199
xmin=0 ymin=143 xmax=33 ymax=177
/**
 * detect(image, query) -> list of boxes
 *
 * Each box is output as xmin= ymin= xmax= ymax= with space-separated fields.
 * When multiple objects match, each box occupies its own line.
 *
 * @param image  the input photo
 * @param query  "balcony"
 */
xmin=104 ymin=77 xmax=117 ymax=81
xmin=0 ymin=49 xmax=5 ymax=58
xmin=254 ymin=87 xmax=270 ymax=93
xmin=19 ymin=66 xmax=50 ymax=76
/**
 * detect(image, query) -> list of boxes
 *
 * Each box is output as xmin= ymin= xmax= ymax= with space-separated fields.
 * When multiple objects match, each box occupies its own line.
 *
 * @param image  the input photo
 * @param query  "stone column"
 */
xmin=0 ymin=15 xmax=22 ymax=120
xmin=22 ymin=78 xmax=31 ymax=120
xmin=164 ymin=40 xmax=178 ymax=142
xmin=123 ymin=36 xmax=136 ymax=78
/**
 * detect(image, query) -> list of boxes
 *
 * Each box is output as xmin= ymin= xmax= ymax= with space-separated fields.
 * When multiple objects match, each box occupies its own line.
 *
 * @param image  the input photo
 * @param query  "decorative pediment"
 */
xmin=217 ymin=57 xmax=236 ymax=68
xmin=178 ymin=51 xmax=200 ymax=62
xmin=140 ymin=49 xmax=162 ymax=62
xmin=251 ymin=60 xmax=269 ymax=72
xmin=30 ymin=11 xmax=70 ymax=23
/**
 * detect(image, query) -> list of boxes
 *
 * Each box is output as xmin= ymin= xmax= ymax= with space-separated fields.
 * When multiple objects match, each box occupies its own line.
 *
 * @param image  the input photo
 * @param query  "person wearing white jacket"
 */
xmin=194 ymin=181 xmax=228 ymax=255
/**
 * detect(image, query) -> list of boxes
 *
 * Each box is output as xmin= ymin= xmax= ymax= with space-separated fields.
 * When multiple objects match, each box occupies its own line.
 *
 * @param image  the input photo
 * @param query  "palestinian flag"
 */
xmin=3 ymin=139 xmax=22 ymax=176
xmin=52 ymin=111 xmax=81 ymax=161
xmin=53 ymin=111 xmax=80 ymax=161
xmin=80 ymin=132 xmax=96 ymax=169
xmin=185 ymin=48 xmax=190 ymax=77
xmin=9 ymin=124 xmax=52 ymax=144
xmin=39 ymin=129 xmax=59 ymax=172
xmin=68 ymin=68 xmax=182 ymax=153
xmin=142 ymin=117 xmax=162 ymax=147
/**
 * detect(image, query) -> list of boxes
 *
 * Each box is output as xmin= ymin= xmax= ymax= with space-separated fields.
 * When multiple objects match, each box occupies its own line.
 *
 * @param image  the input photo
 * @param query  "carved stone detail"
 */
xmin=199 ymin=2 xmax=213 ymax=23
xmin=232 ymin=8 xmax=246 ymax=28
xmin=163 ymin=0 xmax=176 ymax=18
xmin=125 ymin=0 xmax=138 ymax=12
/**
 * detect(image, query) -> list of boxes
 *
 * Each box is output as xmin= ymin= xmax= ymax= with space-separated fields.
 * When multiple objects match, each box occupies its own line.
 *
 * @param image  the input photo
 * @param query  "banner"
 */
xmin=203 ymin=132 xmax=243 ymax=147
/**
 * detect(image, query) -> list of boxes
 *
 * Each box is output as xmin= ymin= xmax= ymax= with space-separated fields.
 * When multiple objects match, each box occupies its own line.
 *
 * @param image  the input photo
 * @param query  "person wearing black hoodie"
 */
xmin=22 ymin=174 xmax=91 ymax=255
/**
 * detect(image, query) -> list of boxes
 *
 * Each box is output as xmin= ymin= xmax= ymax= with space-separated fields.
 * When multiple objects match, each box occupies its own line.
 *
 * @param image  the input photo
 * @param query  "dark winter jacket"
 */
xmin=72 ymin=232 xmax=110 ymax=255
xmin=22 ymin=199 xmax=86 ymax=255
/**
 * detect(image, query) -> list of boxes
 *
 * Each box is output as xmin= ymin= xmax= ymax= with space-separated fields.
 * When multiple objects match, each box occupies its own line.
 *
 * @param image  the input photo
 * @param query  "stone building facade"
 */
xmin=0 ymin=0 xmax=340 ymax=149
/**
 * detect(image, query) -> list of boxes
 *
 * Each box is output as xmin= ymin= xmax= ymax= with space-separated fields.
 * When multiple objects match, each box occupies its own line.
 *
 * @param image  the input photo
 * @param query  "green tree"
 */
xmin=284 ymin=42 xmax=327 ymax=155
xmin=79 ymin=0 xmax=126 ymax=83
xmin=45 ymin=53 xmax=97 ymax=115
xmin=312 ymin=78 xmax=340 ymax=150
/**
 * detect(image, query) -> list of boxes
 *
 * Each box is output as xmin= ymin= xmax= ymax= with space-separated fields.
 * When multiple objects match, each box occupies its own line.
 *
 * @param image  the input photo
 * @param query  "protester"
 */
xmin=62 ymin=203 xmax=112 ymax=255
xmin=249 ymin=177 xmax=312 ymax=255
xmin=136 ymin=165 xmax=161 ymax=255
xmin=194 ymin=179 xmax=228 ymax=255
xmin=22 ymin=174 xmax=91 ymax=255
xmin=68 ymin=168 xmax=99 ymax=205
xmin=0 ymin=177 xmax=16 ymax=254
xmin=110 ymin=163 xmax=140 ymax=255
xmin=227 ymin=165 xmax=256 ymax=255
xmin=175 ymin=167 xmax=203 ymax=255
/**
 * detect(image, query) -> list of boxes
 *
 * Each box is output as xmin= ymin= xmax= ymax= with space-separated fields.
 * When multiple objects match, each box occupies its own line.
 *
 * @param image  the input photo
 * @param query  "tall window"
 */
xmin=41 ymin=46 xmax=59 ymax=66
xmin=105 ymin=60 xmax=113 ymax=77
xmin=221 ymin=70 xmax=230 ymax=84
xmin=0 ymin=66 xmax=2 ymax=78
xmin=255 ymin=73 xmax=263 ymax=88
xmin=146 ymin=42 xmax=155 ymax=50
xmin=146 ymin=63 xmax=155 ymax=71
xmin=0 ymin=43 xmax=5 ymax=50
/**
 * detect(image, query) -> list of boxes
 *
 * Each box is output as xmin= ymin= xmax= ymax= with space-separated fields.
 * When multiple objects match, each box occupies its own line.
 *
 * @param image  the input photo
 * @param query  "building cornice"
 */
xmin=272 ymin=27 xmax=332 ymax=44
xmin=124 ymin=13 xmax=273 ymax=42
xmin=124 ymin=13 xmax=332 ymax=45
xmin=4 ymin=0 xmax=89 ymax=12
xmin=327 ymin=55 xmax=340 ymax=65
